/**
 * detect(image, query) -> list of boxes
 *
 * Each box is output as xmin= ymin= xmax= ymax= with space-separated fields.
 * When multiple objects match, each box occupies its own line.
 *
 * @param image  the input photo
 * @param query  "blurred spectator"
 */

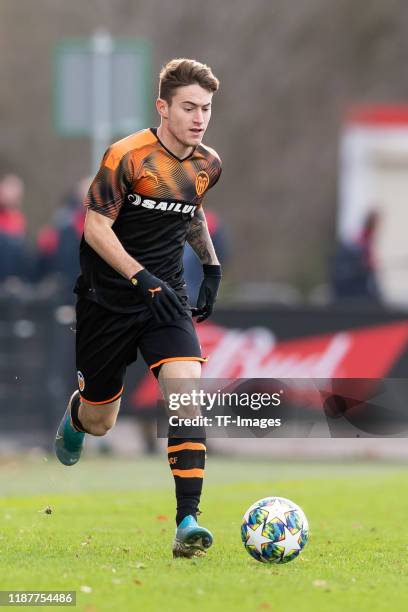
xmin=183 ymin=208 xmax=229 ymax=304
xmin=331 ymin=210 xmax=381 ymax=302
xmin=36 ymin=176 xmax=91 ymax=299
xmin=0 ymin=173 xmax=29 ymax=281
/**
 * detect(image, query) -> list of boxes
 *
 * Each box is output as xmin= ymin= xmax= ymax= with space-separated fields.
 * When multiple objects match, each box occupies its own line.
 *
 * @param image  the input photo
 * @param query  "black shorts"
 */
xmin=75 ymin=298 xmax=206 ymax=405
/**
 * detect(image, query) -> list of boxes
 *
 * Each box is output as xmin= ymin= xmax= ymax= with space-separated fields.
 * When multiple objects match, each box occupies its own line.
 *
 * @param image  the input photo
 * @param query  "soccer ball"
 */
xmin=241 ymin=496 xmax=309 ymax=564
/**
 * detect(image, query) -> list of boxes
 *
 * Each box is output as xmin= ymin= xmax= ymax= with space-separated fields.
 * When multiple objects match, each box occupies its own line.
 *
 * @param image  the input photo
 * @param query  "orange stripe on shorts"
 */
xmin=149 ymin=356 xmax=208 ymax=370
xmin=80 ymin=386 xmax=124 ymax=406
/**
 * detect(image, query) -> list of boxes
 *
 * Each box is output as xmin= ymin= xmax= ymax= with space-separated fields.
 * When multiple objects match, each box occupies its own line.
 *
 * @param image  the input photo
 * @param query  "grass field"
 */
xmin=0 ymin=454 xmax=408 ymax=611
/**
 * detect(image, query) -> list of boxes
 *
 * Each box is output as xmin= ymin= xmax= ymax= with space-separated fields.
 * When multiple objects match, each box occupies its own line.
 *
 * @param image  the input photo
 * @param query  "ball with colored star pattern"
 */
xmin=241 ymin=496 xmax=309 ymax=564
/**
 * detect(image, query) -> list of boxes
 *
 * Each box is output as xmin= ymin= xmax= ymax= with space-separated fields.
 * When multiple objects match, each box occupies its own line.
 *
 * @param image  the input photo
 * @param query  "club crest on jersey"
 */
xmin=77 ymin=371 xmax=85 ymax=392
xmin=195 ymin=171 xmax=210 ymax=196
xmin=127 ymin=194 xmax=196 ymax=217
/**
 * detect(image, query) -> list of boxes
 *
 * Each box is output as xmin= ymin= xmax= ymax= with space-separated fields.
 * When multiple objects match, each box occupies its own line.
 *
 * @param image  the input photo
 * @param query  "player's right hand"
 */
xmin=130 ymin=269 xmax=185 ymax=323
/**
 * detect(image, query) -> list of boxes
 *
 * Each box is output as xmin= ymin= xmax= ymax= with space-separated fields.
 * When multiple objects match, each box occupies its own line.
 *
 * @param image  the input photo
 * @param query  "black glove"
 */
xmin=191 ymin=264 xmax=222 ymax=323
xmin=131 ymin=269 xmax=185 ymax=323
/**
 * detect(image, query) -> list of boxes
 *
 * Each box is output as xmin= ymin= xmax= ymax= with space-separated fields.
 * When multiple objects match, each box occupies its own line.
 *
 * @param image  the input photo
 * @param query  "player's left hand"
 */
xmin=191 ymin=264 xmax=222 ymax=323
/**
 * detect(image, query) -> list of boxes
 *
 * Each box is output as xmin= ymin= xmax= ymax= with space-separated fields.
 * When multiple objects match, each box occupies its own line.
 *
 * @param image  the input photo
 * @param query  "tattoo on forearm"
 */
xmin=186 ymin=209 xmax=215 ymax=264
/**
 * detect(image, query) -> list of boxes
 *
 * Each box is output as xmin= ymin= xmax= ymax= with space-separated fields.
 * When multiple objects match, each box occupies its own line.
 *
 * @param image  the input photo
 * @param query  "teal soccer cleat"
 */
xmin=172 ymin=515 xmax=213 ymax=558
xmin=55 ymin=390 xmax=85 ymax=466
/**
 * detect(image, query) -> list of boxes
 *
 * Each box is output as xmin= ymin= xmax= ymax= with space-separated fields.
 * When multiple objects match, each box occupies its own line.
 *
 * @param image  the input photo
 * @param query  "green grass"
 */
xmin=0 ymin=456 xmax=408 ymax=611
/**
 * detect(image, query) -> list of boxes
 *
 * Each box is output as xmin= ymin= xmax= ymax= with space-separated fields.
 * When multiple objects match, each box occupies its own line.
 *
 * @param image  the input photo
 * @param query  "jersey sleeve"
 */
xmin=210 ymin=162 xmax=222 ymax=189
xmin=84 ymin=148 xmax=134 ymax=221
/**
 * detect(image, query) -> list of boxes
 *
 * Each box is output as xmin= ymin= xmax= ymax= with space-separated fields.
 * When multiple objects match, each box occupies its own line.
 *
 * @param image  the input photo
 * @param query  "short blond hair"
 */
xmin=159 ymin=58 xmax=219 ymax=103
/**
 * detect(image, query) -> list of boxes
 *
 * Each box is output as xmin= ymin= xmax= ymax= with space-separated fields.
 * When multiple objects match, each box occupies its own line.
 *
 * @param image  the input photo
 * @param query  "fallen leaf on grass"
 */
xmin=313 ymin=580 xmax=328 ymax=588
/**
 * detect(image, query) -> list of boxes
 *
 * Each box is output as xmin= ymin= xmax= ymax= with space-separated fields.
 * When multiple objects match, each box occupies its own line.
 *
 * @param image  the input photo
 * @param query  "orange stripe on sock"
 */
xmin=171 ymin=468 xmax=205 ymax=478
xmin=149 ymin=356 xmax=208 ymax=370
xmin=167 ymin=442 xmax=206 ymax=453
xmin=80 ymin=386 xmax=123 ymax=406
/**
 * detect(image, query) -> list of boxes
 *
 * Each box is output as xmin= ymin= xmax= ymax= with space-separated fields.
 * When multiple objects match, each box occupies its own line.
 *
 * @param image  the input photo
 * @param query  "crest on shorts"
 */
xmin=195 ymin=171 xmax=210 ymax=196
xmin=77 ymin=371 xmax=85 ymax=392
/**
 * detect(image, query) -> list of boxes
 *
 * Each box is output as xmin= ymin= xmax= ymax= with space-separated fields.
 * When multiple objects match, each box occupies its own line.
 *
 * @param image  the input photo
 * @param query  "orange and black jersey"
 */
xmin=75 ymin=128 xmax=222 ymax=313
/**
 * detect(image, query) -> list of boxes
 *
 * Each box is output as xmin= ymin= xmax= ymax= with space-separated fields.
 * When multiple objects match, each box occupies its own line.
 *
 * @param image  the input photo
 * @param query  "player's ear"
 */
xmin=156 ymin=97 xmax=169 ymax=120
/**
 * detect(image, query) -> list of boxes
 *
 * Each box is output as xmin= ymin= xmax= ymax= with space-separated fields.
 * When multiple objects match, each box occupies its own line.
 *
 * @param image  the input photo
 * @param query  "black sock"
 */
xmin=167 ymin=435 xmax=206 ymax=526
xmin=70 ymin=393 xmax=87 ymax=433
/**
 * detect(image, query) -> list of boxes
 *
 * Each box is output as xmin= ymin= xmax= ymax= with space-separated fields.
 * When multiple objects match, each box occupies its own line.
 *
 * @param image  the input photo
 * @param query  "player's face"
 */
xmin=161 ymin=84 xmax=213 ymax=147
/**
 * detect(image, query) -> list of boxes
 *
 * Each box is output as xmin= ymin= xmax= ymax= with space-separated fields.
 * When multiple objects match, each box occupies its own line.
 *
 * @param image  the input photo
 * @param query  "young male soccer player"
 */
xmin=55 ymin=58 xmax=222 ymax=558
